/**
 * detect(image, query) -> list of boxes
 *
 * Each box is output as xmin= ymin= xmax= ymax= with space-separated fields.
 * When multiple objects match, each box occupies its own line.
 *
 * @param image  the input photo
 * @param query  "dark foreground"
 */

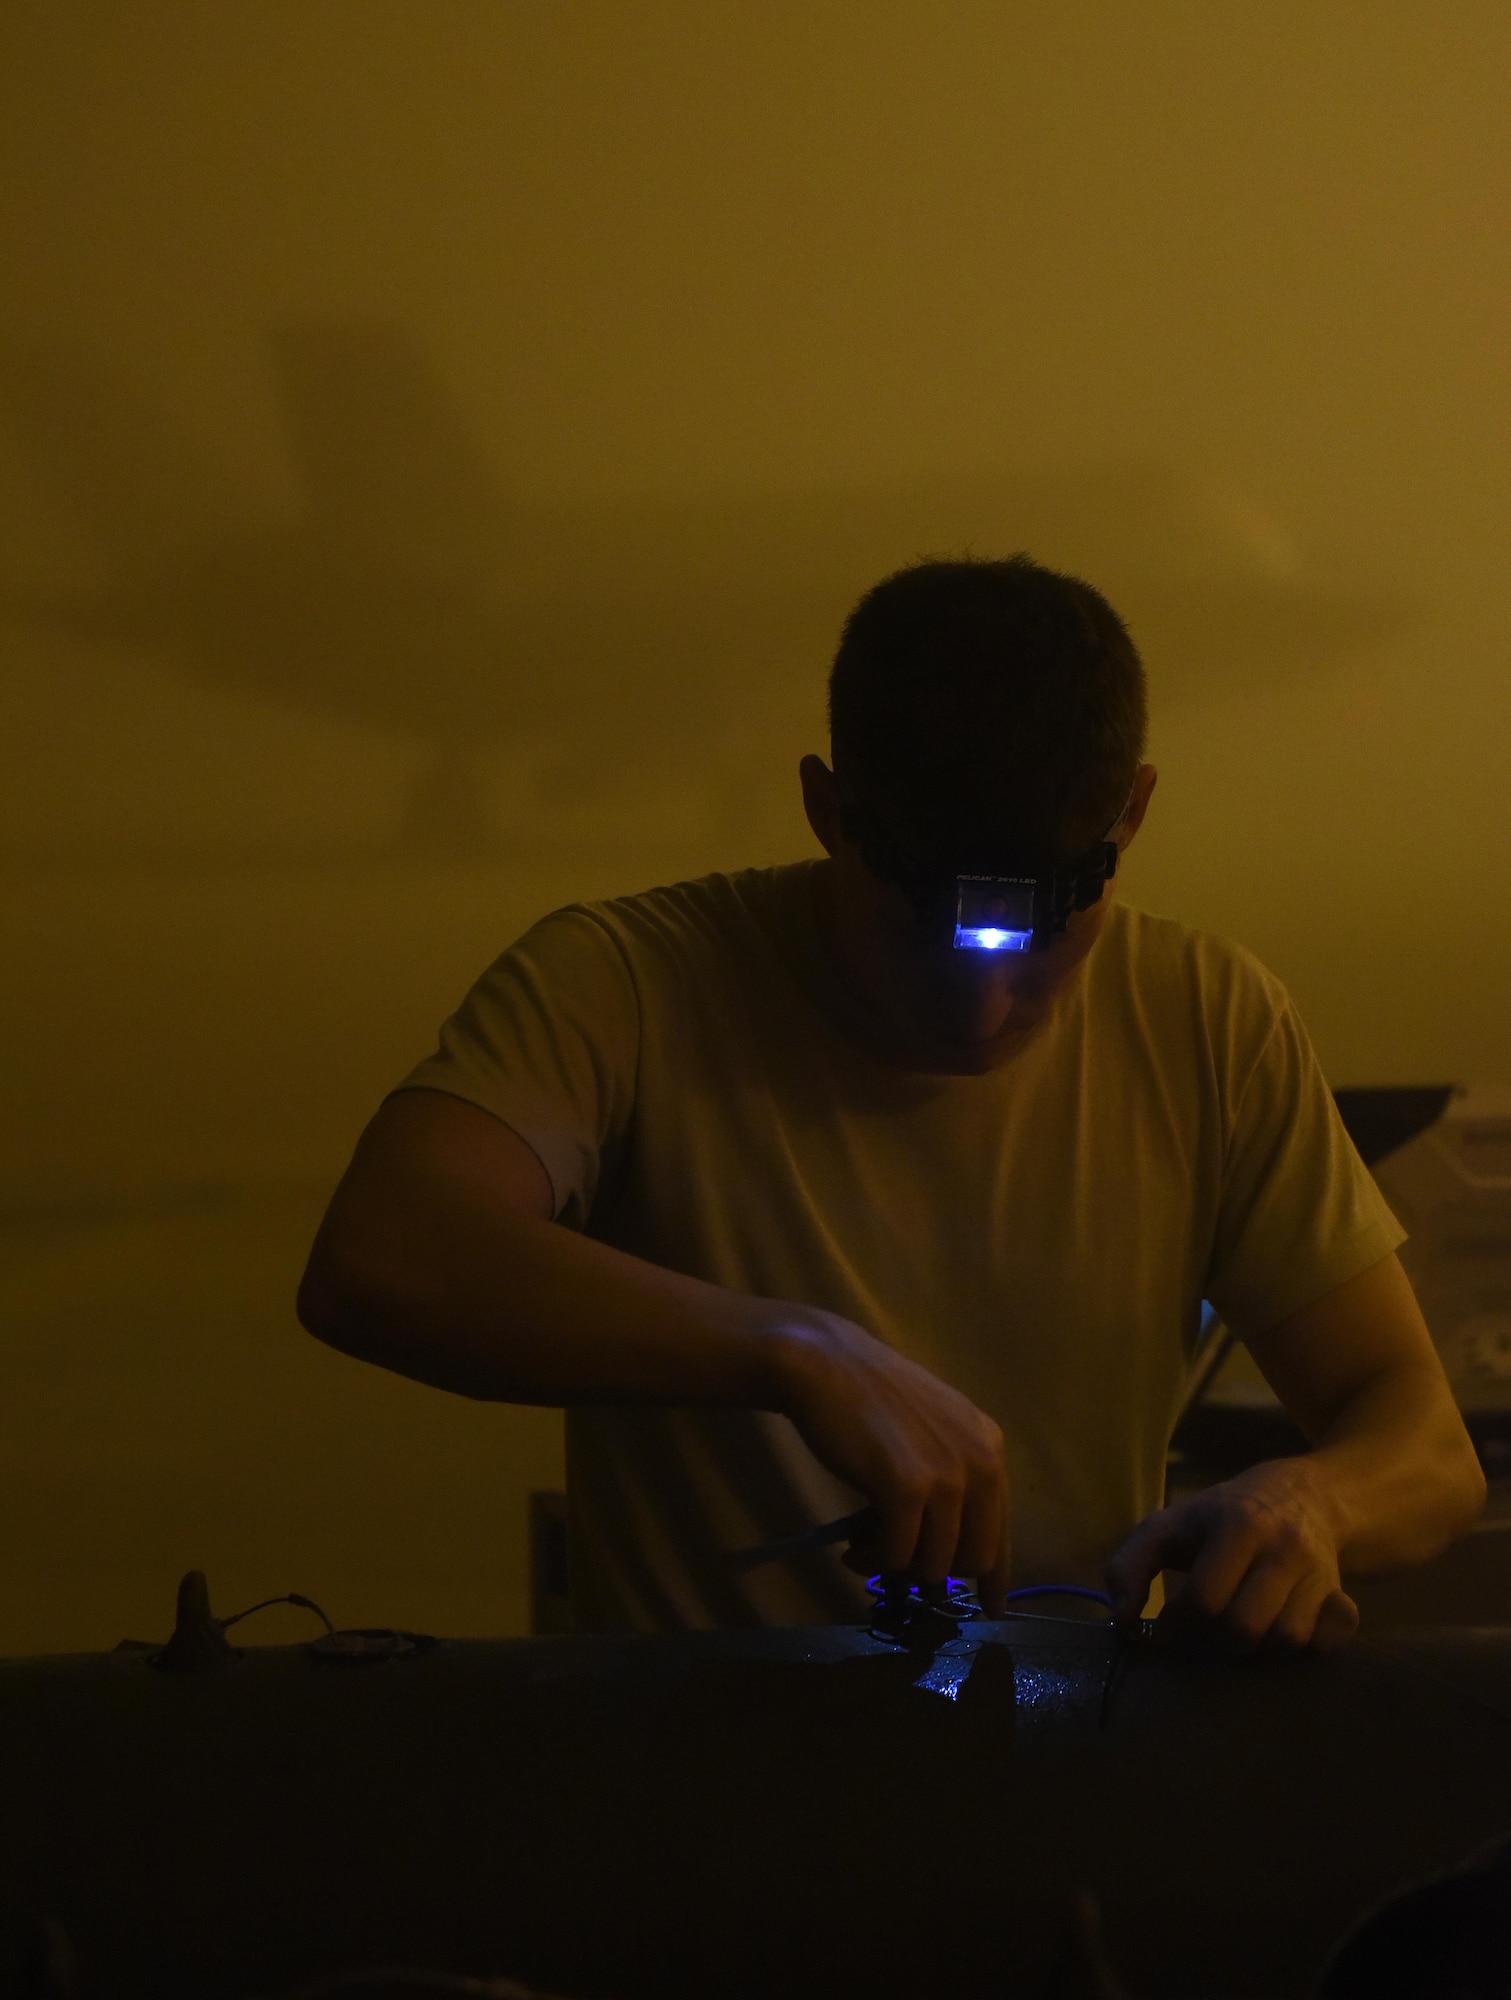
xmin=4 ymin=1596 xmax=1511 ymax=2000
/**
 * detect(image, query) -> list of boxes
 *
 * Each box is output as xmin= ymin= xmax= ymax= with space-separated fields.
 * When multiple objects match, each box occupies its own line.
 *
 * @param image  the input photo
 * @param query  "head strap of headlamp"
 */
xmin=837 ymin=787 xmax=1121 ymax=952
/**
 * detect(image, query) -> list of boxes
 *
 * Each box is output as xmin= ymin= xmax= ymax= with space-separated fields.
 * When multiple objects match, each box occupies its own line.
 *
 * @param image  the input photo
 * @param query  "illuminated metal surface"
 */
xmin=1010 ymin=1658 xmax=1090 ymax=1720
xmin=909 ymin=1649 xmax=974 ymax=1701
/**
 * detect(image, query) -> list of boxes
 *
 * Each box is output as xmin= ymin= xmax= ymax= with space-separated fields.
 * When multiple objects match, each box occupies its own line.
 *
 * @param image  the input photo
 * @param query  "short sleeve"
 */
xmin=1205 ymin=994 xmax=1406 ymax=1338
xmin=392 ymin=906 xmax=640 ymax=1229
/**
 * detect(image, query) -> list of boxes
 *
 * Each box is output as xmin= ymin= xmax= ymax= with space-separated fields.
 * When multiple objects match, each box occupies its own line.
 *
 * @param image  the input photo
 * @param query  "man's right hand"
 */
xmin=301 ymin=1092 xmax=1012 ymax=1608
xmin=761 ymin=1304 xmax=1013 ymax=1613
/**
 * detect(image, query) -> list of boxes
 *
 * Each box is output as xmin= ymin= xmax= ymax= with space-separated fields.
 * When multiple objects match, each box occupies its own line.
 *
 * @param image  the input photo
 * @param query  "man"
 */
xmin=298 ymin=557 xmax=1484 ymax=1647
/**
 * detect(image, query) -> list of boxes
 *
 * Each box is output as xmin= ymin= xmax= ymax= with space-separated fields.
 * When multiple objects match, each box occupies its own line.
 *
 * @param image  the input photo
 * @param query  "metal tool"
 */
xmin=727 ymin=1507 xmax=876 ymax=1575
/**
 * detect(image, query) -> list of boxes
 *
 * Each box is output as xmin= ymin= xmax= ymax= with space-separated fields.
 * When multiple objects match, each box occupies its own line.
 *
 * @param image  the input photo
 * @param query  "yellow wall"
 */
xmin=2 ymin=4 xmax=1508 ymax=1652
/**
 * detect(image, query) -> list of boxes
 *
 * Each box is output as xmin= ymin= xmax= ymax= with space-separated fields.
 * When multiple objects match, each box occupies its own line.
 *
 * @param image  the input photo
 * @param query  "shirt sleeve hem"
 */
xmin=385 ymin=1076 xmax=578 ymax=1221
xmin=1214 ymin=1216 xmax=1409 ymax=1342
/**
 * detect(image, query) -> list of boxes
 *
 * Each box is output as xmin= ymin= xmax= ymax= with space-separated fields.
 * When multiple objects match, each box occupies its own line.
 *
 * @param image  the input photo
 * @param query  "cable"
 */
xmin=1004 ymin=1585 xmax=1112 ymax=1610
xmin=218 ymin=1592 xmax=337 ymax=1637
xmin=863 ymin=1575 xmax=1113 ymax=1647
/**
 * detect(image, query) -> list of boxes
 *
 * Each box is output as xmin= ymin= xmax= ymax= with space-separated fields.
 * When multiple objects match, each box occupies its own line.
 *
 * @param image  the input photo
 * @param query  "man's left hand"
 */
xmin=1105 ymin=1460 xmax=1359 ymax=1653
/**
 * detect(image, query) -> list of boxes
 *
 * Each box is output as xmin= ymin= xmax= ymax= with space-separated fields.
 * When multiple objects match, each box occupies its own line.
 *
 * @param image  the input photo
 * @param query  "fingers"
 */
xmin=1174 ymin=1494 xmax=1278 ymax=1625
xmin=1248 ymin=1576 xmax=1359 ymax=1655
xmin=1105 ymin=1503 xmax=1208 ymax=1622
xmin=1177 ymin=1555 xmax=1357 ymax=1654
xmin=955 ymin=1427 xmax=1011 ymax=1612
xmin=1256 ymin=1573 xmax=1350 ymax=1655
xmin=1104 ymin=1520 xmax=1163 ymax=1623
xmin=869 ymin=1415 xmax=1008 ymax=1594
xmin=976 ymin=1518 xmax=1013 ymax=1617
xmin=1114 ymin=1470 xmax=1357 ymax=1655
xmin=1314 ymin=1588 xmax=1360 ymax=1652
xmin=774 ymin=1314 xmax=1010 ymax=1596
xmin=952 ymin=1418 xmax=1008 ymax=1580
xmin=912 ymin=1474 xmax=966 ymax=1585
xmin=1220 ymin=1550 xmax=1313 ymax=1650
xmin=874 ymin=1483 xmax=928 ymax=1576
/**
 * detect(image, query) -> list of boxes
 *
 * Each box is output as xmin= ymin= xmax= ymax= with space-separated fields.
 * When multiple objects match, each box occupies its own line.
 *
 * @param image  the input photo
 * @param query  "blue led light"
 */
xmin=955 ymin=875 xmax=1036 ymax=953
xmin=953 ymin=924 xmax=1033 ymax=952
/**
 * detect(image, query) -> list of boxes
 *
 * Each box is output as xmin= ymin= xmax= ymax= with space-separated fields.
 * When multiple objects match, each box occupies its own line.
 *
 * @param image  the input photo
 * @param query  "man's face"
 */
xmin=799 ymin=756 xmax=1157 ymax=1075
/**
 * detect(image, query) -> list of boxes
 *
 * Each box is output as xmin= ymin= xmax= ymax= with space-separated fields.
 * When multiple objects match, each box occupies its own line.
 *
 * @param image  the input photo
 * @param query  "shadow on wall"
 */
xmin=0 ymin=322 xmax=1431 ymax=1657
xmin=0 ymin=320 xmax=1414 ymax=860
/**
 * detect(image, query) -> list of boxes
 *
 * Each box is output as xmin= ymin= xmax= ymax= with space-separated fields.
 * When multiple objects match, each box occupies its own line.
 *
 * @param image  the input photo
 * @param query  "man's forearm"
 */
xmin=1302 ymin=1359 xmax=1486 ymax=1575
xmin=1112 ymin=1258 xmax=1489 ymax=1650
xmin=1242 ymin=1255 xmax=1487 ymax=1579
xmin=300 ymin=1173 xmax=789 ymax=1410
xmin=299 ymin=1090 xmax=1012 ymax=1597
xmin=1107 ymin=1354 xmax=1484 ymax=1649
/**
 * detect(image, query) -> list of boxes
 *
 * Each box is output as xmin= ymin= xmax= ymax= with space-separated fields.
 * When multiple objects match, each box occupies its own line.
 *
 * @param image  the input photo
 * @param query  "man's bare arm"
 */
xmin=299 ymin=1088 xmax=783 ymax=1408
xmin=1106 ymin=1254 xmax=1485 ymax=1649
xmin=297 ymin=1089 xmax=1012 ymax=1602
xmin=1248 ymin=1251 xmax=1485 ymax=1571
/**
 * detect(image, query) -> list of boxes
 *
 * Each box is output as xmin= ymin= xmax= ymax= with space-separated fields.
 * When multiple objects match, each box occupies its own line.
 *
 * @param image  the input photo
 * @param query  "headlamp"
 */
xmin=953 ymin=842 xmax=1119 ymax=953
xmin=954 ymin=876 xmax=1036 ymax=952
xmin=836 ymin=784 xmax=1122 ymax=954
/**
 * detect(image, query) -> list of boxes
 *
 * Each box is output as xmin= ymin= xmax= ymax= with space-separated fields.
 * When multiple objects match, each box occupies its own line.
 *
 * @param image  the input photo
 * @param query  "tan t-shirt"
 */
xmin=397 ymin=862 xmax=1403 ymax=1632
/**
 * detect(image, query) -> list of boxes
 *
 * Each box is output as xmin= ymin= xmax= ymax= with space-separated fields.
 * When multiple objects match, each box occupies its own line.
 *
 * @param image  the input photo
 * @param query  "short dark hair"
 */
xmin=827 ymin=556 xmax=1147 ymax=870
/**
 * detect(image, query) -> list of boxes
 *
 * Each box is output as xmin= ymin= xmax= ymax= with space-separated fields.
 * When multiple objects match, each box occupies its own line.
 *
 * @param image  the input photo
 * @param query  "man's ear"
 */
xmin=1115 ymin=763 xmax=1158 ymax=851
xmin=799 ymin=755 xmax=845 ymax=858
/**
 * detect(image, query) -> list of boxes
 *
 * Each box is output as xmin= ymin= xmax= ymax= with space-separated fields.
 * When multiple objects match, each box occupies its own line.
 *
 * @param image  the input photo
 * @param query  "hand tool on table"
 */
xmin=727 ymin=1507 xmax=877 ymax=1574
